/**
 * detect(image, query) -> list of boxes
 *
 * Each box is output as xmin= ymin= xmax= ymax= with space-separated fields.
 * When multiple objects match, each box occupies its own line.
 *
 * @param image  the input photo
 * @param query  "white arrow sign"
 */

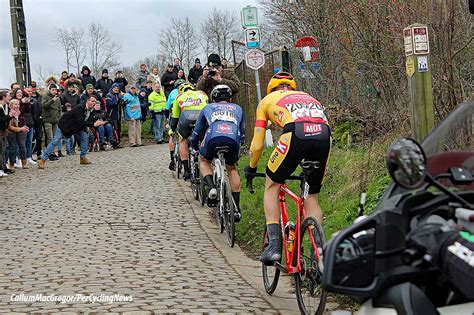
xmin=245 ymin=49 xmax=265 ymax=70
xmin=245 ymin=27 xmax=261 ymax=48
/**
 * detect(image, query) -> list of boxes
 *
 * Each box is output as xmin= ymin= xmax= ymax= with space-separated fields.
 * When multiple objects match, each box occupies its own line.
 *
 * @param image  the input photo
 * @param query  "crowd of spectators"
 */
xmin=0 ymin=53 xmax=241 ymax=176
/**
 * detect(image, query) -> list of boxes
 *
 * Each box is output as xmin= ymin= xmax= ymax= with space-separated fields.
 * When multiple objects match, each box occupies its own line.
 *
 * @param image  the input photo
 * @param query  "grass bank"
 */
xmin=235 ymin=140 xmax=393 ymax=255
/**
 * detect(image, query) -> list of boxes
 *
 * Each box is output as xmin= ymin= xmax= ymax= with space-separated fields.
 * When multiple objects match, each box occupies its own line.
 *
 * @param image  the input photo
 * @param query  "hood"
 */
xmin=110 ymin=83 xmax=120 ymax=93
xmin=81 ymin=66 xmax=91 ymax=75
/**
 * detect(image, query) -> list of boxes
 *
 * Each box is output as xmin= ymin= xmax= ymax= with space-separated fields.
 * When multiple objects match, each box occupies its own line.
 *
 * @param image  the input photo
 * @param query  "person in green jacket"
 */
xmin=41 ymin=83 xmax=63 ymax=159
xmin=148 ymin=83 xmax=167 ymax=144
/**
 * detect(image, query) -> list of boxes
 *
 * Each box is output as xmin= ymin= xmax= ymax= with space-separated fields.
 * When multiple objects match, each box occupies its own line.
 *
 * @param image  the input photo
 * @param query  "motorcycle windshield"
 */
xmin=377 ymin=102 xmax=474 ymax=208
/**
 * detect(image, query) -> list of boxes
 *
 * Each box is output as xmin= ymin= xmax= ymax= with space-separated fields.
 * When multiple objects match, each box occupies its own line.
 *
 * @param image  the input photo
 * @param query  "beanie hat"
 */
xmin=207 ymin=54 xmax=221 ymax=67
xmin=86 ymin=83 xmax=94 ymax=89
xmin=195 ymin=58 xmax=201 ymax=64
xmin=48 ymin=83 xmax=58 ymax=90
xmin=102 ymin=69 xmax=108 ymax=74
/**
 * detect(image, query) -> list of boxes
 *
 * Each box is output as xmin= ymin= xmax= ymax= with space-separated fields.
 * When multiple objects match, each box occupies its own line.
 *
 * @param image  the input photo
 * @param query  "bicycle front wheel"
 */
xmin=294 ymin=217 xmax=327 ymax=315
xmin=223 ymin=174 xmax=235 ymax=247
xmin=262 ymin=225 xmax=280 ymax=294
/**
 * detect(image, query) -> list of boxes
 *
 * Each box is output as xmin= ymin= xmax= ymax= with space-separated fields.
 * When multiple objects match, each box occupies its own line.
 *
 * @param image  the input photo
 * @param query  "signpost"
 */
xmin=245 ymin=27 xmax=261 ymax=48
xmin=294 ymin=36 xmax=320 ymax=62
xmin=241 ymin=6 xmax=258 ymax=28
xmin=245 ymin=49 xmax=265 ymax=101
xmin=403 ymin=24 xmax=434 ymax=141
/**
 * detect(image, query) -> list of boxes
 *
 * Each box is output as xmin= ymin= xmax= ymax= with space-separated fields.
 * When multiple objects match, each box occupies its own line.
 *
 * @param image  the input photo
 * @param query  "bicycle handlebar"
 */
xmin=246 ymin=172 xmax=305 ymax=194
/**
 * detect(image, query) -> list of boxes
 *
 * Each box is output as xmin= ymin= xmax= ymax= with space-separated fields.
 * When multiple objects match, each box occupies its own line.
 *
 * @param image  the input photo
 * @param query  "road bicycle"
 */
xmin=189 ymin=147 xmax=203 ymax=202
xmin=213 ymin=146 xmax=236 ymax=247
xmin=246 ymin=161 xmax=327 ymax=315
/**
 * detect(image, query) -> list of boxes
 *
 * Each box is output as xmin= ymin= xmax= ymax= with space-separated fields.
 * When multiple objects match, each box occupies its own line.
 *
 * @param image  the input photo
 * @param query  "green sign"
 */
xmin=241 ymin=6 xmax=258 ymax=28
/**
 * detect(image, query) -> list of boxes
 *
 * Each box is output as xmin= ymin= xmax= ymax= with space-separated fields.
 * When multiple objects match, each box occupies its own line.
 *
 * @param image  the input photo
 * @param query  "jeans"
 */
xmin=0 ymin=135 xmax=5 ymax=169
xmin=25 ymin=127 xmax=34 ymax=158
xmin=65 ymin=136 xmax=74 ymax=154
xmin=154 ymin=113 xmax=165 ymax=142
xmin=7 ymin=132 xmax=27 ymax=162
xmin=44 ymin=123 xmax=62 ymax=152
xmin=42 ymin=128 xmax=88 ymax=160
xmin=97 ymin=124 xmax=114 ymax=144
xmin=33 ymin=122 xmax=42 ymax=157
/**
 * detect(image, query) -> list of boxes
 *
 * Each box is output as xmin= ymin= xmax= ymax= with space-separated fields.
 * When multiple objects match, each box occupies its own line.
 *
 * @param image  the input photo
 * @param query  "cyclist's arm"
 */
xmin=169 ymin=97 xmax=180 ymax=131
xmin=191 ymin=109 xmax=207 ymax=150
xmin=239 ymin=110 xmax=246 ymax=145
xmin=249 ymin=102 xmax=268 ymax=168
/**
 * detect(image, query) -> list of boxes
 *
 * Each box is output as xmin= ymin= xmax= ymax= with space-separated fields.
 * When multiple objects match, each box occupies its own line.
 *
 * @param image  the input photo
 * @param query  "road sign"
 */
xmin=412 ymin=26 xmax=429 ymax=54
xmin=417 ymin=56 xmax=428 ymax=72
xmin=405 ymin=58 xmax=415 ymax=77
xmin=245 ymin=27 xmax=261 ymax=48
xmin=241 ymin=6 xmax=258 ymax=28
xmin=245 ymin=49 xmax=265 ymax=70
xmin=294 ymin=36 xmax=320 ymax=62
xmin=403 ymin=27 xmax=413 ymax=56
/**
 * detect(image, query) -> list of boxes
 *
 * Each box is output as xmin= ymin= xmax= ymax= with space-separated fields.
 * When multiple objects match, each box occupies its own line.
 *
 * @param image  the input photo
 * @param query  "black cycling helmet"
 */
xmin=210 ymin=84 xmax=232 ymax=102
xmin=174 ymin=79 xmax=186 ymax=88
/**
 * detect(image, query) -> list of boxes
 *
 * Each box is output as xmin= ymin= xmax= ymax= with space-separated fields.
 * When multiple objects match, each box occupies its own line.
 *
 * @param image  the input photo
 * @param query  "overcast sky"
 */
xmin=0 ymin=0 xmax=259 ymax=87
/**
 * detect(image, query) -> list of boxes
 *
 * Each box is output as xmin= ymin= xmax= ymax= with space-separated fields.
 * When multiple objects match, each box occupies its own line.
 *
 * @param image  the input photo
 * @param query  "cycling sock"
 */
xmin=170 ymin=151 xmax=174 ymax=160
xmin=203 ymin=175 xmax=215 ymax=189
xmin=182 ymin=160 xmax=190 ymax=173
xmin=232 ymin=192 xmax=240 ymax=211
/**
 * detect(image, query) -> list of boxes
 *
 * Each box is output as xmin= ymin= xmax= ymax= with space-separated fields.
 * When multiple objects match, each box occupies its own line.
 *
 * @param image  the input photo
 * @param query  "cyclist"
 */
xmin=166 ymin=79 xmax=186 ymax=171
xmin=191 ymin=85 xmax=245 ymax=220
xmin=244 ymin=72 xmax=331 ymax=265
xmin=170 ymin=82 xmax=209 ymax=180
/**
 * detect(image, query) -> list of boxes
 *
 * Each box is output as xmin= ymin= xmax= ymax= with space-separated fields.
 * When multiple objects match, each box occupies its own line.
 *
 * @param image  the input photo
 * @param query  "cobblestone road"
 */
xmin=0 ymin=145 xmax=300 ymax=314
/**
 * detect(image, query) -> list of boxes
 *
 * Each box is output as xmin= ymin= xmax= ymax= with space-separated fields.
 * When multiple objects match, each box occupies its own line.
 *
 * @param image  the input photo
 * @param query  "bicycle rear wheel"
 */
xmin=294 ymin=217 xmax=327 ymax=315
xmin=262 ymin=225 xmax=281 ymax=294
xmin=222 ymin=174 xmax=235 ymax=247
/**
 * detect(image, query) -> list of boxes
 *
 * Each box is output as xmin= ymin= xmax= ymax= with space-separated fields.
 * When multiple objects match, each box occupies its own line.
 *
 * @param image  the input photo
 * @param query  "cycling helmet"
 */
xmin=178 ymin=83 xmax=195 ymax=94
xmin=266 ymin=71 xmax=297 ymax=94
xmin=210 ymin=84 xmax=232 ymax=102
xmin=174 ymin=79 xmax=186 ymax=88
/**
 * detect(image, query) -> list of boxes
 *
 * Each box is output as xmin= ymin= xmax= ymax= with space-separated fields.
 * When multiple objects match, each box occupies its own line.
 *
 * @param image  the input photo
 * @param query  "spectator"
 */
xmin=59 ymin=71 xmax=69 ymax=88
xmin=188 ymin=58 xmax=203 ymax=85
xmin=147 ymin=67 xmax=161 ymax=85
xmin=0 ymin=91 xmax=10 ymax=176
xmin=139 ymin=88 xmax=148 ymax=123
xmin=177 ymin=69 xmax=186 ymax=81
xmin=197 ymin=65 xmax=209 ymax=84
xmin=63 ymin=103 xmax=75 ymax=155
xmin=106 ymin=83 xmax=124 ymax=146
xmin=61 ymin=82 xmax=81 ymax=110
xmin=11 ymin=83 xmax=21 ymax=90
xmin=19 ymin=87 xmax=36 ymax=165
xmin=144 ymin=81 xmax=154 ymax=130
xmin=79 ymin=66 xmax=96 ymax=91
xmin=221 ymin=58 xmax=228 ymax=69
xmin=7 ymin=99 xmax=29 ymax=169
xmin=42 ymin=83 xmax=63 ymax=159
xmin=148 ymin=82 xmax=167 ymax=144
xmin=30 ymin=81 xmax=43 ymax=160
xmin=123 ymin=85 xmax=142 ymax=147
xmin=81 ymin=84 xmax=105 ymax=109
xmin=45 ymin=76 xmax=59 ymax=87
xmin=173 ymin=58 xmax=182 ymax=74
xmin=65 ymin=74 xmax=83 ymax=94
xmin=197 ymin=53 xmax=241 ymax=96
xmin=38 ymin=95 xmax=107 ymax=169
xmin=92 ymin=101 xmax=115 ymax=150
xmin=161 ymin=64 xmax=178 ymax=98
xmin=113 ymin=71 xmax=128 ymax=94
xmin=95 ymin=69 xmax=113 ymax=100
xmin=137 ymin=64 xmax=150 ymax=88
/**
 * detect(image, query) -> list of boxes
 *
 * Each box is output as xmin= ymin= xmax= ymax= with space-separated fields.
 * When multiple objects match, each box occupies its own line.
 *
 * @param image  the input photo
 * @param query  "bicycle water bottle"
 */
xmin=286 ymin=221 xmax=296 ymax=253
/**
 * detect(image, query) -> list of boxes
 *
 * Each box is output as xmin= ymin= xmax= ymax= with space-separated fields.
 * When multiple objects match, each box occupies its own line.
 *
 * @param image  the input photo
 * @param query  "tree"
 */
xmin=69 ymin=27 xmax=87 ymax=75
xmin=88 ymin=22 xmax=122 ymax=77
xmin=55 ymin=28 xmax=73 ymax=73
xmin=200 ymin=9 xmax=239 ymax=63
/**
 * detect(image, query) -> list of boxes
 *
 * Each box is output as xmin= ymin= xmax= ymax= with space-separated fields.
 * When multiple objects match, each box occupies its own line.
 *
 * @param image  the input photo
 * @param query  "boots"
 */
xmin=38 ymin=159 xmax=45 ymax=169
xmin=80 ymin=157 xmax=91 ymax=165
xmin=261 ymin=223 xmax=282 ymax=266
xmin=21 ymin=159 xmax=29 ymax=169
xmin=57 ymin=150 xmax=65 ymax=158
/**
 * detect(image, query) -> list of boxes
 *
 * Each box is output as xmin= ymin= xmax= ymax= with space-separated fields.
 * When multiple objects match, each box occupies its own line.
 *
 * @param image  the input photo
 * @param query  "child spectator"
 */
xmin=139 ymin=88 xmax=148 ymax=123
xmin=7 ymin=99 xmax=29 ymax=169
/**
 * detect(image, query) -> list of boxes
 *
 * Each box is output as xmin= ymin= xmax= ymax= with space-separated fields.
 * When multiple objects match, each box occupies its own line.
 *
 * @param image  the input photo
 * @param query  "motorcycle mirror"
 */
xmin=386 ymin=138 xmax=427 ymax=189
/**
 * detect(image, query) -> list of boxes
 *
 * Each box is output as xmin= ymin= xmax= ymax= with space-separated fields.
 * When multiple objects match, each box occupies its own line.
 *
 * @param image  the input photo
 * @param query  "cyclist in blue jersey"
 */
xmin=166 ymin=79 xmax=186 ymax=170
xmin=191 ymin=85 xmax=245 ymax=221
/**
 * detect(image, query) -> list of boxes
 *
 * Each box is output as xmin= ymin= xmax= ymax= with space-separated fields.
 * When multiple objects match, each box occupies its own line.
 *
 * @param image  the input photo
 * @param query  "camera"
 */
xmin=208 ymin=68 xmax=217 ymax=77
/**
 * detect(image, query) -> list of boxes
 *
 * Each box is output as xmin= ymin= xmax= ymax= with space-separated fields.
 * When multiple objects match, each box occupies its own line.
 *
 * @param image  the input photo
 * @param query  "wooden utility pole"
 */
xmin=10 ymin=0 xmax=31 ymax=87
xmin=404 ymin=23 xmax=434 ymax=141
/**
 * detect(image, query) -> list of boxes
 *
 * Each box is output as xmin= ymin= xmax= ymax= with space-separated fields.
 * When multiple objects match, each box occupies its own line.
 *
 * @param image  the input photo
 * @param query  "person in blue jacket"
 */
xmin=191 ymin=85 xmax=245 ymax=220
xmin=166 ymin=79 xmax=186 ymax=170
xmin=123 ymin=85 xmax=142 ymax=147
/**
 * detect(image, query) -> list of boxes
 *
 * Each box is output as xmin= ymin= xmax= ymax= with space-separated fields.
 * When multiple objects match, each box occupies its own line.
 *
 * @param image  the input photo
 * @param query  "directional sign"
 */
xmin=403 ymin=27 xmax=413 ymax=56
xmin=412 ymin=26 xmax=429 ymax=54
xmin=245 ymin=27 xmax=261 ymax=48
xmin=245 ymin=49 xmax=265 ymax=70
xmin=241 ymin=6 xmax=258 ymax=28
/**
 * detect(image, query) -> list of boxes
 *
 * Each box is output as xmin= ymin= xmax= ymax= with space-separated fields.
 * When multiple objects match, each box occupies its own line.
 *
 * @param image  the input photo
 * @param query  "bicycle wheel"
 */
xmin=262 ymin=225 xmax=281 ymax=294
xmin=191 ymin=160 xmax=199 ymax=200
xmin=294 ymin=217 xmax=327 ymax=315
xmin=199 ymin=177 xmax=205 ymax=206
xmin=223 ymin=174 xmax=235 ymax=247
xmin=177 ymin=157 xmax=182 ymax=179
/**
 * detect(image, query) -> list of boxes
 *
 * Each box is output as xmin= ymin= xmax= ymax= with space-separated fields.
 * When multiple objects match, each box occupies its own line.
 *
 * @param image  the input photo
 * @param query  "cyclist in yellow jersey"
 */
xmin=170 ymin=83 xmax=208 ymax=180
xmin=244 ymin=72 xmax=331 ymax=265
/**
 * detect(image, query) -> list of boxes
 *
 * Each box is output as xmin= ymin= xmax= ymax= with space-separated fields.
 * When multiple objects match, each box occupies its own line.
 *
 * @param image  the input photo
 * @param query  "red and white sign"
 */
xmin=412 ymin=26 xmax=429 ymax=54
xmin=217 ymin=123 xmax=232 ymax=134
xmin=245 ymin=49 xmax=265 ymax=70
xmin=294 ymin=36 xmax=320 ymax=62
xmin=403 ymin=27 xmax=413 ymax=56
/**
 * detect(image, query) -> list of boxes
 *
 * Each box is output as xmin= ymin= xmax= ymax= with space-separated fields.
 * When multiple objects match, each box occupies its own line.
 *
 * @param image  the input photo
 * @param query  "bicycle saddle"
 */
xmin=301 ymin=161 xmax=321 ymax=170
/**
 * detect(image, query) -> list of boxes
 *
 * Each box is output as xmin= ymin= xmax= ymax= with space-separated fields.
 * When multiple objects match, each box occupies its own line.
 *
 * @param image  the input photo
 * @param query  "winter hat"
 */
xmin=86 ymin=83 xmax=94 ymax=90
xmin=140 ymin=88 xmax=147 ymax=94
xmin=81 ymin=66 xmax=91 ymax=74
xmin=48 ymin=83 xmax=59 ymax=90
xmin=61 ymin=70 xmax=68 ymax=75
xmin=195 ymin=58 xmax=201 ymax=64
xmin=129 ymin=84 xmax=138 ymax=90
xmin=207 ymin=54 xmax=221 ymax=67
xmin=102 ymin=69 xmax=108 ymax=74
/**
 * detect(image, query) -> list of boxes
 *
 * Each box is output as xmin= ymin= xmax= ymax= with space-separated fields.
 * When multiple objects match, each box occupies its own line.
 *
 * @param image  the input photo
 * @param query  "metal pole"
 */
xmin=254 ymin=69 xmax=262 ymax=102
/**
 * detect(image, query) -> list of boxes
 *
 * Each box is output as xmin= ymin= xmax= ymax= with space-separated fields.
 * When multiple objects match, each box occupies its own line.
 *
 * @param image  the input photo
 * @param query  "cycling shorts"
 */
xmin=177 ymin=110 xmax=201 ymax=139
xmin=266 ymin=122 xmax=331 ymax=194
xmin=200 ymin=137 xmax=239 ymax=166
